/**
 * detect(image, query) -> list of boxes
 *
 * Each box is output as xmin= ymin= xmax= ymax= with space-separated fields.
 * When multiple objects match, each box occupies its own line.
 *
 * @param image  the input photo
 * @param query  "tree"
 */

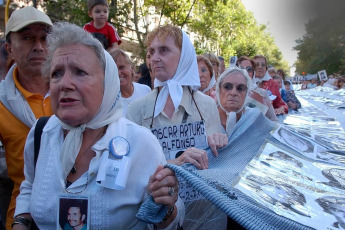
xmin=189 ymin=0 xmax=289 ymax=71
xmin=38 ymin=0 xmax=288 ymax=69
xmin=294 ymin=0 xmax=345 ymax=75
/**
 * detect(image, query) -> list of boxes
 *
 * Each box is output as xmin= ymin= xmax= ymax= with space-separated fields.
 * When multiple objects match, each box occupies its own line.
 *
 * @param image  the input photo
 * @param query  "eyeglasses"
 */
xmin=255 ymin=62 xmax=266 ymax=68
xmin=240 ymin=66 xmax=254 ymax=73
xmin=221 ymin=82 xmax=247 ymax=93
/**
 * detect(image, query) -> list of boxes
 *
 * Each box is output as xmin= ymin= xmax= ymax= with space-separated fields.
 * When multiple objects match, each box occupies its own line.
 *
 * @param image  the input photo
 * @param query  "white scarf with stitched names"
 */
xmin=153 ymin=30 xmax=200 ymax=118
xmin=0 ymin=64 xmax=37 ymax=128
xmin=59 ymin=51 xmax=123 ymax=181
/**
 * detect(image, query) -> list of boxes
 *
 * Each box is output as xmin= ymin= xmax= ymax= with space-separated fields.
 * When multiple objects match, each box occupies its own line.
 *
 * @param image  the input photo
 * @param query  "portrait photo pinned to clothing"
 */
xmin=58 ymin=195 xmax=90 ymax=230
xmin=318 ymin=70 xmax=328 ymax=81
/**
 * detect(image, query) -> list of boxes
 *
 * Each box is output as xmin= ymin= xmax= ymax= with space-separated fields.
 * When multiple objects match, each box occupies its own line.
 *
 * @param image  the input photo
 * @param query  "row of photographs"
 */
xmin=235 ymin=134 xmax=345 ymax=230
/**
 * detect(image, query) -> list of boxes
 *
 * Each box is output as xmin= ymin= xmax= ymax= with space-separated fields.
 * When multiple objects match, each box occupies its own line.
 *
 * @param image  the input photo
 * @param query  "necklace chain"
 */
xmin=64 ymin=126 xmax=107 ymax=194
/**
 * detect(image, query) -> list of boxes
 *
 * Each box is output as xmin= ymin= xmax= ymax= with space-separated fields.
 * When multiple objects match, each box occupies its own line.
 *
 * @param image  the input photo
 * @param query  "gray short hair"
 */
xmin=216 ymin=67 xmax=253 ymax=113
xmin=42 ymin=22 xmax=105 ymax=81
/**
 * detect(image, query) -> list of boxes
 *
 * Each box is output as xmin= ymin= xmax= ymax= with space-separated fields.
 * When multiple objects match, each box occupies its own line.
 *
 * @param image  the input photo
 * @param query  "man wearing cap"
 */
xmin=253 ymin=55 xmax=288 ymax=115
xmin=0 ymin=6 xmax=53 ymax=229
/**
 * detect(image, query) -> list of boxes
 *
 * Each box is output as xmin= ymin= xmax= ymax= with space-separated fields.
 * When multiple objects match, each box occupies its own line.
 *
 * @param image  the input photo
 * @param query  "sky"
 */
xmin=241 ymin=0 xmax=317 ymax=76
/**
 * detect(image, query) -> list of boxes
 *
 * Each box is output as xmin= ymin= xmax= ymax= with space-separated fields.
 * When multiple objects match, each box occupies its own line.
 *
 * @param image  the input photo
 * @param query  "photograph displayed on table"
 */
xmin=273 ymin=126 xmax=314 ymax=154
xmin=245 ymin=174 xmax=310 ymax=217
xmin=321 ymin=168 xmax=345 ymax=191
xmin=316 ymin=196 xmax=345 ymax=229
xmin=235 ymin=141 xmax=345 ymax=230
xmin=272 ymin=126 xmax=343 ymax=166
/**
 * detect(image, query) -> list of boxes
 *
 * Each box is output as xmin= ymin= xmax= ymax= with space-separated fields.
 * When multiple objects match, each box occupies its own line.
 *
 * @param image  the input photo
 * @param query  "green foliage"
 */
xmin=188 ymin=0 xmax=288 ymax=71
xmin=42 ymin=0 xmax=89 ymax=26
xmin=294 ymin=0 xmax=345 ymax=75
xmin=39 ymin=0 xmax=288 ymax=69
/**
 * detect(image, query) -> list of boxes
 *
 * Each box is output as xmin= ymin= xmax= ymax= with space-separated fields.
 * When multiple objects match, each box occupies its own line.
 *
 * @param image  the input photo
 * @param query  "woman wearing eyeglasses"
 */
xmin=253 ymin=55 xmax=288 ymax=115
xmin=215 ymin=68 xmax=252 ymax=136
xmin=236 ymin=56 xmax=278 ymax=121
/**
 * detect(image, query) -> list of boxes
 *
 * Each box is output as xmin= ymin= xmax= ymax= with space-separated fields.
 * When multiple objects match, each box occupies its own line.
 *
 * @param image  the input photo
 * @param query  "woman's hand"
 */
xmin=207 ymin=133 xmax=228 ymax=157
xmin=148 ymin=165 xmax=179 ymax=227
xmin=287 ymin=101 xmax=297 ymax=110
xmin=149 ymin=165 xmax=178 ymax=207
xmin=169 ymin=147 xmax=208 ymax=169
xmin=274 ymin=107 xmax=285 ymax=115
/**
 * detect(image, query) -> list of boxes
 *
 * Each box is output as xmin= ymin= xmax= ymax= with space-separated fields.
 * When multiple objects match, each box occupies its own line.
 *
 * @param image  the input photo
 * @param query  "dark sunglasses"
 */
xmin=222 ymin=82 xmax=247 ymax=93
xmin=240 ymin=66 xmax=254 ymax=73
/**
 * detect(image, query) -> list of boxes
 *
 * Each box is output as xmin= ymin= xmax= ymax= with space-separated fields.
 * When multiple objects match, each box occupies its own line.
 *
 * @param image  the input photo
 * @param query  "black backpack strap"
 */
xmin=34 ymin=116 xmax=50 ymax=169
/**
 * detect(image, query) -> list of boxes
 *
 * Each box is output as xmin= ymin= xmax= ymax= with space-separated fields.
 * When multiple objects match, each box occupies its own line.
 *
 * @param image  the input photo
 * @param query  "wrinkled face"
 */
xmin=115 ymin=55 xmax=133 ymax=90
xmin=148 ymin=35 xmax=181 ymax=82
xmin=219 ymin=72 xmax=248 ymax=112
xmin=254 ymin=57 xmax=267 ymax=79
xmin=49 ymin=44 xmax=104 ymax=127
xmin=89 ymin=4 xmax=109 ymax=25
xmin=6 ymin=24 xmax=49 ymax=76
xmin=239 ymin=60 xmax=254 ymax=79
xmin=198 ymin=60 xmax=212 ymax=91
xmin=67 ymin=207 xmax=85 ymax=228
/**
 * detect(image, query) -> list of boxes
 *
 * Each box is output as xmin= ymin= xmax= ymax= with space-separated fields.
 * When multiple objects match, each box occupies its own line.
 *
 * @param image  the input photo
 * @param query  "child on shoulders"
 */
xmin=84 ymin=0 xmax=121 ymax=53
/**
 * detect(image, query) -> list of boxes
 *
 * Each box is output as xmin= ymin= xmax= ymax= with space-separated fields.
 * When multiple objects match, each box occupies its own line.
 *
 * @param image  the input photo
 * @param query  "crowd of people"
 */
xmin=0 ymin=1 xmax=343 ymax=230
xmin=300 ymin=75 xmax=345 ymax=90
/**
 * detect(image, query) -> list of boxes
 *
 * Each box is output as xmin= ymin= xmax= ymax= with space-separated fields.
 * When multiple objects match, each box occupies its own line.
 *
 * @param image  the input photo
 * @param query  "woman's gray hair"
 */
xmin=42 ymin=22 xmax=105 ymax=81
xmin=216 ymin=67 xmax=253 ymax=113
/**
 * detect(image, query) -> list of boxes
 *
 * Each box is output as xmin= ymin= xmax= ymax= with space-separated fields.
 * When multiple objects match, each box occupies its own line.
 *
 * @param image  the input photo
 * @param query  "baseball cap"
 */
xmin=5 ymin=6 xmax=53 ymax=37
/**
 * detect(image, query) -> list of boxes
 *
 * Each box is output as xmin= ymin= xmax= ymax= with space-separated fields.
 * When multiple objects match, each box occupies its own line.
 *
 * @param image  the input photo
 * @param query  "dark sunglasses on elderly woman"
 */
xmin=240 ymin=66 xmax=254 ymax=73
xmin=222 ymin=82 xmax=247 ymax=93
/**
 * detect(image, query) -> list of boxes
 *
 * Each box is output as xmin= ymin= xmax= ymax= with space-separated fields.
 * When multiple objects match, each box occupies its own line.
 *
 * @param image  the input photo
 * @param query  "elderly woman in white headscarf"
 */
xmin=13 ymin=22 xmax=183 ymax=230
xmin=216 ymin=68 xmax=255 ymax=136
xmin=127 ymin=24 xmax=228 ymax=229
xmin=197 ymin=55 xmax=216 ymax=98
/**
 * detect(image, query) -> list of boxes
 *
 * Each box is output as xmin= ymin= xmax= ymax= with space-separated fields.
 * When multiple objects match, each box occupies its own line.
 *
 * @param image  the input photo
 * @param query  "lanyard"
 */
xmin=150 ymin=87 xmax=204 ymax=128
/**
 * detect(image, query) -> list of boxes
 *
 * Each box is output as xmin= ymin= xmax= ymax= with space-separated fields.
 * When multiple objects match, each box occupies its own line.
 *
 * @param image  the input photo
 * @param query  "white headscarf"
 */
xmin=153 ymin=30 xmax=200 ymax=117
xmin=254 ymin=70 xmax=271 ymax=84
xmin=60 ymin=50 xmax=123 ymax=180
xmin=202 ymin=73 xmax=216 ymax=93
xmin=216 ymin=67 xmax=251 ymax=136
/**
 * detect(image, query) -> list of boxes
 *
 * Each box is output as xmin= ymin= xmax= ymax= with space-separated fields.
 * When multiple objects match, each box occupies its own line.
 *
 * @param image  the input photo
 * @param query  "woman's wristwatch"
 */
xmin=12 ymin=215 xmax=31 ymax=228
xmin=163 ymin=205 xmax=175 ymax=221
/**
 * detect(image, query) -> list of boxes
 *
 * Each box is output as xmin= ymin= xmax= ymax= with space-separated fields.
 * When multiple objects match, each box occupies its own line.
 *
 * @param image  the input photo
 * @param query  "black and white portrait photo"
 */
xmin=318 ymin=70 xmax=328 ymax=81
